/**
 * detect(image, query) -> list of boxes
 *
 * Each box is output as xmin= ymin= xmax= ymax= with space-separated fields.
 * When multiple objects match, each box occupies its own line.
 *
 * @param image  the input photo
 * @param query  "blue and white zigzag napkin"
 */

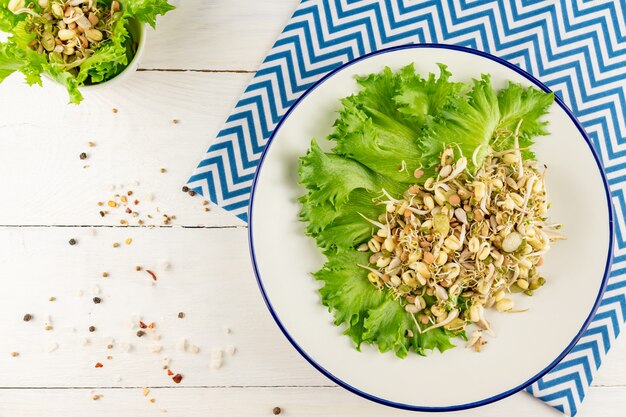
xmin=188 ymin=1 xmax=626 ymax=414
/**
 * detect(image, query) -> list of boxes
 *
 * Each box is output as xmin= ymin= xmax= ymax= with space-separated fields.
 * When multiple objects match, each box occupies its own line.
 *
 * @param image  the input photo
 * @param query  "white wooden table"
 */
xmin=0 ymin=1 xmax=624 ymax=416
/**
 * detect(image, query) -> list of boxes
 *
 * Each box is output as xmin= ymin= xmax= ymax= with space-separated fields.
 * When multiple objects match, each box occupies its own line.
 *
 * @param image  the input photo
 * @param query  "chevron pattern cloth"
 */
xmin=188 ymin=0 xmax=625 ymax=414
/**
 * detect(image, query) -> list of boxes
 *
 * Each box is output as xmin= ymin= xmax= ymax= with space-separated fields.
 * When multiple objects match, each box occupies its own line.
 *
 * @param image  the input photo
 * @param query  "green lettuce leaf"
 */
xmin=0 ymin=0 xmax=25 ymax=32
xmin=418 ymin=74 xmax=501 ymax=172
xmin=124 ymin=0 xmax=176 ymax=28
xmin=330 ymin=96 xmax=423 ymax=183
xmin=299 ymin=139 xmax=403 ymax=209
xmin=307 ymin=189 xmax=383 ymax=251
xmin=0 ymin=42 xmax=20 ymax=82
xmin=76 ymin=12 xmax=130 ymax=85
xmin=493 ymin=82 xmax=554 ymax=160
xmin=395 ymin=63 xmax=467 ymax=125
xmin=314 ymin=249 xmax=388 ymax=348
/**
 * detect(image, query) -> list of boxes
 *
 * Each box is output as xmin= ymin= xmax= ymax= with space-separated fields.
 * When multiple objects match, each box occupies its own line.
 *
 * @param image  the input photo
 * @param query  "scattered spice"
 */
xmin=125 ymin=238 xmax=132 ymax=245
xmin=181 ymin=186 xmax=189 ymax=193
xmin=93 ymin=297 xmax=102 ymax=304
xmin=225 ymin=345 xmax=236 ymax=356
xmin=177 ymin=312 xmax=185 ymax=319
xmin=92 ymin=394 xmax=101 ymax=401
xmin=112 ymin=108 xmax=118 ymax=114
xmin=139 ymin=321 xmax=147 ymax=329
xmin=11 ymin=351 xmax=19 ymax=357
xmin=172 ymin=374 xmax=183 ymax=384
xmin=172 ymin=119 xmax=179 ymax=125
xmin=120 ymin=220 xmax=128 ymax=225
xmin=272 ymin=407 xmax=282 ymax=415
xmin=146 ymin=270 xmax=157 ymax=281
xmin=68 ymin=238 xmax=77 ymax=245
xmin=210 ymin=349 xmax=223 ymax=370
xmin=150 ymin=398 xmax=156 ymax=403
xmin=107 ymin=344 xmax=113 ymax=350
xmin=188 ymin=190 xmax=196 ymax=197
xmin=99 ymin=211 xmax=106 ymax=217
xmin=95 ymin=362 xmax=103 ymax=368
xmin=79 ymin=152 xmax=87 ymax=160
xmin=102 ymin=272 xmax=109 ymax=278
xmin=112 ymin=242 xmax=120 ymax=248
xmin=49 ymin=296 xmax=56 ymax=302
xmin=143 ymin=388 xmax=150 ymax=396
xmin=44 ymin=325 xmax=53 ymax=331
xmin=167 ymin=369 xmax=173 ymax=376
xmin=88 ymin=141 xmax=96 ymax=147
xmin=23 ymin=314 xmax=32 ymax=322
xmin=202 ymin=200 xmax=209 ymax=206
xmin=135 ymin=266 xmax=142 ymax=271
xmin=89 ymin=326 xmax=96 ymax=332
xmin=106 ymin=355 xmax=113 ymax=360
xmin=136 ymin=330 xmax=145 ymax=338
xmin=160 ymin=168 xmax=166 ymax=173
xmin=107 ymin=200 xmax=117 ymax=207
xmin=148 ymin=323 xmax=155 ymax=329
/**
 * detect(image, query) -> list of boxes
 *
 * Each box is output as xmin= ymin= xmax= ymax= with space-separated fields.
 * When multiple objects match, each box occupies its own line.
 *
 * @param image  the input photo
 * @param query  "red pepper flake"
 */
xmin=146 ymin=270 xmax=157 ymax=281
xmin=148 ymin=322 xmax=155 ymax=329
xmin=139 ymin=321 xmax=147 ymax=329
xmin=95 ymin=362 xmax=103 ymax=368
xmin=125 ymin=208 xmax=132 ymax=214
xmin=172 ymin=373 xmax=183 ymax=384
xmin=167 ymin=369 xmax=173 ymax=376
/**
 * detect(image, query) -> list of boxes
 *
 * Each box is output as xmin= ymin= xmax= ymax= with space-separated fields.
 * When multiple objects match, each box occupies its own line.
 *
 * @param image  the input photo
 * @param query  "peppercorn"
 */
xmin=68 ymin=238 xmax=77 ymax=245
xmin=23 ymin=314 xmax=32 ymax=322
xmin=188 ymin=190 xmax=196 ymax=196
xmin=93 ymin=297 xmax=101 ymax=304
xmin=89 ymin=326 xmax=95 ymax=332
xmin=177 ymin=312 xmax=185 ymax=319
xmin=136 ymin=330 xmax=145 ymax=337
xmin=272 ymin=407 xmax=281 ymax=415
xmin=182 ymin=186 xmax=189 ymax=193
xmin=79 ymin=152 xmax=87 ymax=160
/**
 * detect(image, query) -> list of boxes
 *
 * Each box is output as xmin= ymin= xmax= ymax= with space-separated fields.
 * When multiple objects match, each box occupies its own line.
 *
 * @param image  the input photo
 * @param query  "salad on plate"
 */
xmin=298 ymin=64 xmax=565 ymax=357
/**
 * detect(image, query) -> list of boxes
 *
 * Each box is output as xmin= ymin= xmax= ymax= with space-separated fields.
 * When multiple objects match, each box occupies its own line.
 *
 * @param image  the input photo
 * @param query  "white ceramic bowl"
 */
xmin=249 ymin=45 xmax=613 ymax=411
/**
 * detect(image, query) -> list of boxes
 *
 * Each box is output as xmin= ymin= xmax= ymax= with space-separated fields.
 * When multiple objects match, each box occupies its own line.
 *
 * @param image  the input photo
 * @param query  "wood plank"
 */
xmin=140 ymin=0 xmax=299 ymax=71
xmin=0 ymin=386 xmax=611 ymax=417
xmin=0 ymin=71 xmax=250 ymax=227
xmin=0 ymin=226 xmax=326 ymax=387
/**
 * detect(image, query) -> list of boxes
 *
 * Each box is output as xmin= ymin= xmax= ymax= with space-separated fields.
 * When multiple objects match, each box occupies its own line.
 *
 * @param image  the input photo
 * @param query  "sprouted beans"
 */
xmin=11 ymin=0 xmax=122 ymax=74
xmin=360 ymin=147 xmax=564 ymax=350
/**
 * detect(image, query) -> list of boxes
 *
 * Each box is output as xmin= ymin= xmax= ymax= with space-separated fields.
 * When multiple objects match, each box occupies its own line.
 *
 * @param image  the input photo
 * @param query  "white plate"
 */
xmin=249 ymin=45 xmax=613 ymax=411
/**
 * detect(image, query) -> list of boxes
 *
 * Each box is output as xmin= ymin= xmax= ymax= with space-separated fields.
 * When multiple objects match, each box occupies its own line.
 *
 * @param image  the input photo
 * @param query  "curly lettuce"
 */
xmin=299 ymin=64 xmax=553 ymax=357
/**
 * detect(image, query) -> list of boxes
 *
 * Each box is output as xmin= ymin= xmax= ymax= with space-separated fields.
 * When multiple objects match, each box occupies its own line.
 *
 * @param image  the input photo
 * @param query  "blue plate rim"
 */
xmin=247 ymin=43 xmax=615 ymax=412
